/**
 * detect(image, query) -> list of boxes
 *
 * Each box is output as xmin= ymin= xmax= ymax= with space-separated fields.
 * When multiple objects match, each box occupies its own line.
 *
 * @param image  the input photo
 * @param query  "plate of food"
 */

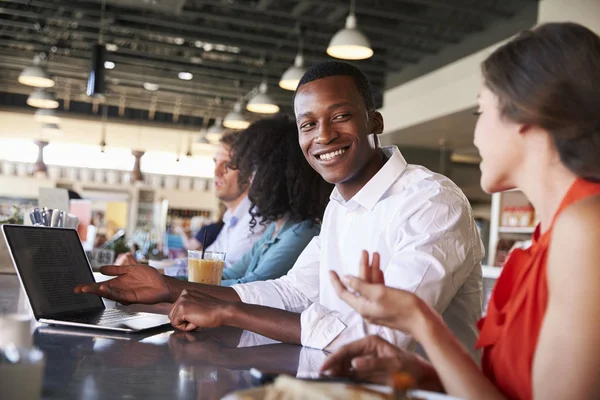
xmin=221 ymin=375 xmax=462 ymax=400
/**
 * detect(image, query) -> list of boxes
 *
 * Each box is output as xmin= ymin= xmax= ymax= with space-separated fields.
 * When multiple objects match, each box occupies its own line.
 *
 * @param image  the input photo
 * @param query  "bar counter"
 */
xmin=0 ymin=273 xmax=328 ymax=400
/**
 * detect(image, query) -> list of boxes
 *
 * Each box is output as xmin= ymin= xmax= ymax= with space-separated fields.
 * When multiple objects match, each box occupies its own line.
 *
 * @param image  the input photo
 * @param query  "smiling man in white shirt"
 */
xmin=76 ymin=61 xmax=483 ymax=359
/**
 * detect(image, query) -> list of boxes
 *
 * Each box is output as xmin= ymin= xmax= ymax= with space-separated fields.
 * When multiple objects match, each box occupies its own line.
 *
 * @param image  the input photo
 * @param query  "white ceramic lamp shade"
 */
xmin=246 ymin=82 xmax=280 ymax=114
xmin=327 ymin=13 xmax=373 ymax=60
xmin=279 ymin=55 xmax=306 ymax=91
xmin=223 ymin=103 xmax=250 ymax=130
xmin=206 ymin=117 xmax=225 ymax=143
xmin=34 ymin=109 xmax=61 ymax=124
xmin=19 ymin=65 xmax=55 ymax=88
xmin=27 ymin=90 xmax=59 ymax=109
xmin=41 ymin=123 xmax=63 ymax=137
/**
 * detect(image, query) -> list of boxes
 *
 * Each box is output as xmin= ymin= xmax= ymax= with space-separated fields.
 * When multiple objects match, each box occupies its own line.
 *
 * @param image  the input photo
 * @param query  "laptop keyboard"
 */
xmin=63 ymin=309 xmax=149 ymax=325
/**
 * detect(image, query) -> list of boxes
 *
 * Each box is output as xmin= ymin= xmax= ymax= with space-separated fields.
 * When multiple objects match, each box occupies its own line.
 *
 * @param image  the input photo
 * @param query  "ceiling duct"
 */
xmin=104 ymin=0 xmax=187 ymax=15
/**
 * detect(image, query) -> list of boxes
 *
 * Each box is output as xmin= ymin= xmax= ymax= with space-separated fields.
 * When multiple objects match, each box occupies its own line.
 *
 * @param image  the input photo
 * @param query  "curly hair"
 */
xmin=230 ymin=114 xmax=333 ymax=229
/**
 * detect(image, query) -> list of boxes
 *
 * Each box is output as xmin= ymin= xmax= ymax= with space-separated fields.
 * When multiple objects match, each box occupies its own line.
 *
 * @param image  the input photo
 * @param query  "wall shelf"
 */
xmin=498 ymin=226 xmax=535 ymax=234
xmin=487 ymin=189 xmax=537 ymax=266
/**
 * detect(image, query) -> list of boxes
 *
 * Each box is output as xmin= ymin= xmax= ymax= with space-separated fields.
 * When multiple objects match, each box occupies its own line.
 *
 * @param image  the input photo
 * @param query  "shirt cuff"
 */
xmin=231 ymin=283 xmax=256 ymax=304
xmin=296 ymin=347 xmax=329 ymax=379
xmin=300 ymin=303 xmax=347 ymax=350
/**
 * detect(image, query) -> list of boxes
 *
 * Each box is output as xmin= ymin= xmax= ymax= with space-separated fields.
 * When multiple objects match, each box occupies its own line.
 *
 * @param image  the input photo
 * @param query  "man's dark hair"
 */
xmin=219 ymin=130 xmax=241 ymax=147
xmin=295 ymin=61 xmax=375 ymax=112
xmin=231 ymin=114 xmax=333 ymax=229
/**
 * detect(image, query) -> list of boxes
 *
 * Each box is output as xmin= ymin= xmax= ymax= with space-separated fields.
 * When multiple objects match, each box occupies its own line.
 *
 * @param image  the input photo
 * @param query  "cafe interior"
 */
xmin=0 ymin=0 xmax=598 ymax=399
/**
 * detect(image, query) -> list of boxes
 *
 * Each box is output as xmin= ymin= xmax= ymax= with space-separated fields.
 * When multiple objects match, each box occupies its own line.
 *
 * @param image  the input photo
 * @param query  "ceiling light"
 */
xmin=34 ymin=109 xmax=61 ymax=124
xmin=27 ymin=89 xmax=59 ymax=109
xmin=18 ymin=55 xmax=55 ymax=88
xmin=143 ymin=82 xmax=159 ymax=91
xmin=203 ymin=43 xmax=214 ymax=52
xmin=196 ymin=134 xmax=210 ymax=144
xmin=279 ymin=54 xmax=306 ymax=91
xmin=206 ymin=117 xmax=224 ymax=143
xmin=173 ymin=37 xmax=185 ymax=45
xmin=223 ymin=103 xmax=250 ymax=130
xmin=194 ymin=40 xmax=204 ymax=48
xmin=41 ymin=123 xmax=63 ymax=137
xmin=178 ymin=72 xmax=193 ymax=80
xmin=247 ymin=82 xmax=280 ymax=114
xmin=105 ymin=43 xmax=118 ymax=52
xmin=104 ymin=61 xmax=115 ymax=69
xmin=327 ymin=12 xmax=373 ymax=60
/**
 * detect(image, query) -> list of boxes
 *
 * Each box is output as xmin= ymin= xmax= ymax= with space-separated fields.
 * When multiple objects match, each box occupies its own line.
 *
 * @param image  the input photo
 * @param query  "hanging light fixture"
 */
xmin=41 ymin=123 xmax=63 ymax=137
xmin=194 ymin=115 xmax=214 ymax=150
xmin=206 ymin=117 xmax=225 ymax=143
xmin=223 ymin=102 xmax=250 ymax=129
xmin=279 ymin=54 xmax=305 ymax=91
xmin=247 ymin=82 xmax=280 ymax=114
xmin=279 ymin=26 xmax=306 ymax=91
xmin=19 ymin=54 xmax=55 ymax=88
xmin=196 ymin=132 xmax=211 ymax=145
xmin=34 ymin=108 xmax=61 ymax=124
xmin=327 ymin=0 xmax=373 ymax=60
xmin=27 ymin=89 xmax=59 ymax=109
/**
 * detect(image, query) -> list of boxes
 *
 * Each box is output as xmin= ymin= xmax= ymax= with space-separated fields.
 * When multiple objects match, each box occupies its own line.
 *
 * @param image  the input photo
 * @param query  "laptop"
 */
xmin=2 ymin=224 xmax=171 ymax=333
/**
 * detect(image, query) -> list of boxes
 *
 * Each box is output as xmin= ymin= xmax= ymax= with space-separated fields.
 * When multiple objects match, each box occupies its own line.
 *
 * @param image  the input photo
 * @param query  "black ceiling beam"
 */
xmin=6 ymin=0 xmax=463 ymax=46
xmin=301 ymin=0 xmax=487 ymax=31
xmin=0 ymin=50 xmax=298 ymax=105
xmin=0 ymin=36 xmax=384 ymax=98
xmin=191 ymin=0 xmax=467 ymax=42
xmin=0 ymin=80 xmax=238 ymax=117
xmin=0 ymin=13 xmax=397 ymax=75
xmin=397 ymin=0 xmax=515 ymax=18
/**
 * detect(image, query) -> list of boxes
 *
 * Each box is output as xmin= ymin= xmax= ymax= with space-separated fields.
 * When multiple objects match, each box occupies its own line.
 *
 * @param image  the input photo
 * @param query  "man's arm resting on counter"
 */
xmin=166 ymin=277 xmax=302 ymax=344
xmin=224 ymin=302 xmax=302 ymax=345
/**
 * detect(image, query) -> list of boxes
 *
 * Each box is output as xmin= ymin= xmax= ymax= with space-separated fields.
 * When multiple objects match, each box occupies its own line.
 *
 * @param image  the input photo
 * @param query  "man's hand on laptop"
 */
xmin=74 ymin=264 xmax=172 ymax=305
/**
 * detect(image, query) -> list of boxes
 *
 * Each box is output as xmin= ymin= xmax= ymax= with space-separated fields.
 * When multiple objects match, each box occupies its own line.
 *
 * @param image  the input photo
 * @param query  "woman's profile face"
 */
xmin=474 ymin=85 xmax=525 ymax=193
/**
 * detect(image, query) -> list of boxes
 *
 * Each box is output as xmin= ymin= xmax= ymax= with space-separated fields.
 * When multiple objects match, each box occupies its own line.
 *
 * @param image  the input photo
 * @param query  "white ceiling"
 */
xmin=380 ymin=106 xmax=479 ymax=155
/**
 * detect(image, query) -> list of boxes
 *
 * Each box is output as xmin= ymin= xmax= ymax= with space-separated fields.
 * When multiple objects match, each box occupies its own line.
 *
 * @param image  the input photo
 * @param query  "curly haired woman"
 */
xmin=220 ymin=115 xmax=333 ymax=286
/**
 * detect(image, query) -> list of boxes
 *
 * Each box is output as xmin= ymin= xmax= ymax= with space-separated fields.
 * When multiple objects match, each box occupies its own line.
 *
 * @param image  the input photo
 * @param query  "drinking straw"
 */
xmin=201 ymin=229 xmax=208 ymax=259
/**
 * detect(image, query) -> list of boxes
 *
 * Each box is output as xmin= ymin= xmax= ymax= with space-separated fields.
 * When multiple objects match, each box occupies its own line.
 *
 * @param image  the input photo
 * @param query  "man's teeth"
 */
xmin=319 ymin=148 xmax=347 ymax=161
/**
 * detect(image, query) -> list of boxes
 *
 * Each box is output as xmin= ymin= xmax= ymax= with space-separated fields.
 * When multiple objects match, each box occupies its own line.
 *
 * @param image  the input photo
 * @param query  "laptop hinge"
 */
xmin=40 ymin=306 xmax=106 ymax=320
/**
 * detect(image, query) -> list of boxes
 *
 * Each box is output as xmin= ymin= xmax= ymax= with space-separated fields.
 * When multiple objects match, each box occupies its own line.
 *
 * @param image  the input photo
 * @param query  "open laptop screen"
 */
xmin=3 ymin=225 xmax=104 ymax=318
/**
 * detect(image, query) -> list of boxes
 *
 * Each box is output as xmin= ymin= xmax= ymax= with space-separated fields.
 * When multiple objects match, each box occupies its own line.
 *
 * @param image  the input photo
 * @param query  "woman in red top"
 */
xmin=320 ymin=22 xmax=600 ymax=400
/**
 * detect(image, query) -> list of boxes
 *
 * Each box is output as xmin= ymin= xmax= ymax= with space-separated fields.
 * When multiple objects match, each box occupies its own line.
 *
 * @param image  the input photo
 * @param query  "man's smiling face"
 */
xmin=294 ymin=75 xmax=383 ymax=195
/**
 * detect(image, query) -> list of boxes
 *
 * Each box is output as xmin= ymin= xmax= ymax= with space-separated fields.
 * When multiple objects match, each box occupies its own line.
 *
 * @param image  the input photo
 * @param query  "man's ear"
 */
xmin=369 ymin=111 xmax=384 ymax=135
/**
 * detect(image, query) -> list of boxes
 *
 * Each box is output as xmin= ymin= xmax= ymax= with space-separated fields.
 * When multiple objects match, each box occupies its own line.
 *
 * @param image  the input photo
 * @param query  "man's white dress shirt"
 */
xmin=207 ymin=195 xmax=265 ymax=268
xmin=232 ymin=146 xmax=484 ymax=359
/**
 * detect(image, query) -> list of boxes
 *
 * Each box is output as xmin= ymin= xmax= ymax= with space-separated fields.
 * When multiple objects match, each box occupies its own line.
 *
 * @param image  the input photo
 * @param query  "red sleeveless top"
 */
xmin=476 ymin=178 xmax=600 ymax=400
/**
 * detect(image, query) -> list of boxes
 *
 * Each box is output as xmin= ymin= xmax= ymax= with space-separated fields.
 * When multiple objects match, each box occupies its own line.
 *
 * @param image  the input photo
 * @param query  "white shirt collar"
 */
xmin=330 ymin=146 xmax=408 ymax=211
xmin=223 ymin=195 xmax=252 ymax=227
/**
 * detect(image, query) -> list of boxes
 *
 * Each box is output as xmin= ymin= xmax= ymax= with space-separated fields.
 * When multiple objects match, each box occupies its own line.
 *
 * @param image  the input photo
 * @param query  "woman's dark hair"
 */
xmin=230 ymin=114 xmax=333 ymax=229
xmin=482 ymin=22 xmax=600 ymax=181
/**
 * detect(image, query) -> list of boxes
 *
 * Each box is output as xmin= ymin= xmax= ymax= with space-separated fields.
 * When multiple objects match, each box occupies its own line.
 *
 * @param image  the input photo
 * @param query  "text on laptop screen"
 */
xmin=4 ymin=225 xmax=104 ymax=317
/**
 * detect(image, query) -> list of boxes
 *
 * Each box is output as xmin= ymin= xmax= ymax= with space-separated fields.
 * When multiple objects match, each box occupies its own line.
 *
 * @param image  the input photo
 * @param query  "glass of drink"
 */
xmin=187 ymin=251 xmax=226 ymax=285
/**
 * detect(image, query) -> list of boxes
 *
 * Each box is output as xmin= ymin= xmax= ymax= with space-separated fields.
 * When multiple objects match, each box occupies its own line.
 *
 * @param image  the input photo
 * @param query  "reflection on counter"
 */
xmin=31 ymin=324 xmax=316 ymax=400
